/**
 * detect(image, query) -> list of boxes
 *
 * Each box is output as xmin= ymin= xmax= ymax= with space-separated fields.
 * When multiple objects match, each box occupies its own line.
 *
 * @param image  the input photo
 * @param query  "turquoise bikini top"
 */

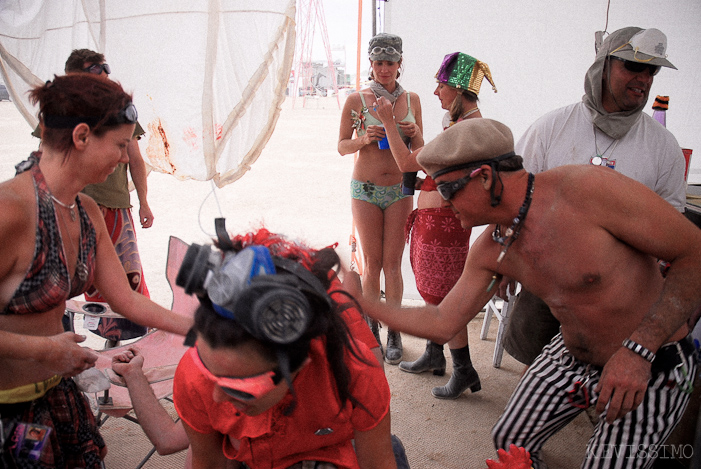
xmin=358 ymin=91 xmax=415 ymax=145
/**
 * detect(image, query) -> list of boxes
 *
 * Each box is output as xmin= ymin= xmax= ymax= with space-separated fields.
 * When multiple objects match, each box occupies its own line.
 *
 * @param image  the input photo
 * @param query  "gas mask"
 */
xmin=176 ymin=242 xmax=332 ymax=344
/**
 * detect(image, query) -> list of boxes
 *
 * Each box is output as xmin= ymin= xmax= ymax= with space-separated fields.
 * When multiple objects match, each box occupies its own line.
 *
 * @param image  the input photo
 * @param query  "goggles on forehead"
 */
xmin=192 ymin=347 xmax=281 ymax=402
xmin=370 ymin=46 xmax=400 ymax=57
xmin=610 ymin=56 xmax=660 ymax=76
xmin=84 ymin=63 xmax=111 ymax=75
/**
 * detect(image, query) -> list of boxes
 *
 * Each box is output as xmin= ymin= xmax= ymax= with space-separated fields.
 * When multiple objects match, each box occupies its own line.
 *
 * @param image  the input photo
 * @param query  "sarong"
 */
xmin=84 ymin=207 xmax=149 ymax=341
xmin=406 ymin=207 xmax=470 ymax=305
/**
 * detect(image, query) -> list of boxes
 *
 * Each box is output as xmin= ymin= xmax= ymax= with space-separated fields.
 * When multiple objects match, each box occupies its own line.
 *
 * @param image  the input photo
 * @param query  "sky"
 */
xmin=306 ymin=0 xmax=380 ymax=78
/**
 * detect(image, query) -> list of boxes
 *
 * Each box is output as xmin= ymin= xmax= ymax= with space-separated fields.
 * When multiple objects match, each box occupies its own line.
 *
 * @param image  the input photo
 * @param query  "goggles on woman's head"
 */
xmin=192 ymin=346 xmax=281 ymax=402
xmin=43 ymin=102 xmax=138 ymax=129
xmin=107 ymin=102 xmax=138 ymax=125
xmin=370 ymin=46 xmax=400 ymax=57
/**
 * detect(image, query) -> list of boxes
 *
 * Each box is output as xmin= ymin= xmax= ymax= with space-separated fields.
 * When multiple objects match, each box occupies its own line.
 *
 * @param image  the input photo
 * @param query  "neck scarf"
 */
xmin=582 ymin=27 xmax=646 ymax=140
xmin=369 ymin=80 xmax=404 ymax=104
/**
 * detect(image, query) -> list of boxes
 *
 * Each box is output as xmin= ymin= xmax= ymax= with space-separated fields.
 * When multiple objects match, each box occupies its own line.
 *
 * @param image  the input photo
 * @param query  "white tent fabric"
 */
xmin=384 ymin=0 xmax=701 ymax=184
xmin=0 ymin=0 xmax=296 ymax=187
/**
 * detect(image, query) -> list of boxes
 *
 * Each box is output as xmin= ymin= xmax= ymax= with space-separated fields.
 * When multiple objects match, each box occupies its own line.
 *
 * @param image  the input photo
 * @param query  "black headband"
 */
xmin=431 ymin=151 xmax=516 ymax=179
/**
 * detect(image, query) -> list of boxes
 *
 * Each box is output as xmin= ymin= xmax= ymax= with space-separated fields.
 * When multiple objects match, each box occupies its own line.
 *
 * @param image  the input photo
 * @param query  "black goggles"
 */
xmin=108 ymin=102 xmax=138 ymax=125
xmin=83 ymin=63 xmax=111 ymax=75
xmin=610 ymin=56 xmax=660 ymax=76
xmin=43 ymin=102 xmax=138 ymax=129
xmin=436 ymin=175 xmax=472 ymax=201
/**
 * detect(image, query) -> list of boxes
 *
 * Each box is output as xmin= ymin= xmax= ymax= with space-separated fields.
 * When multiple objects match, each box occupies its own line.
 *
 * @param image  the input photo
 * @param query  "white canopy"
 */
xmin=0 ymin=0 xmax=296 ymax=187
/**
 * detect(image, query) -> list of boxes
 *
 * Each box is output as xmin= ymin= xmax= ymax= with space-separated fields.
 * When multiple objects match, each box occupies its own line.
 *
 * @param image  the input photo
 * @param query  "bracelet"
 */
xmin=622 ymin=339 xmax=656 ymax=363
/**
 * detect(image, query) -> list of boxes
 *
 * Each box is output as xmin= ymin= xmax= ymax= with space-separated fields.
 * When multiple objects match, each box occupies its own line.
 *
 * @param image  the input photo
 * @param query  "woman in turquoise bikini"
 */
xmin=338 ymin=33 xmax=423 ymax=365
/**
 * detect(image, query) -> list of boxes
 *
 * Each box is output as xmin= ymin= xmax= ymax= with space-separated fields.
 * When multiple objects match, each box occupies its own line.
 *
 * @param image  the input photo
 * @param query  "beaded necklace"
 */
xmin=487 ymin=172 xmax=535 ymax=292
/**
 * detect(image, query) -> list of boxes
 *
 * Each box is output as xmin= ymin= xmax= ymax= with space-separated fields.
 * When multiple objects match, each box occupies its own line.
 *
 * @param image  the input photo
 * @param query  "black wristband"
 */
xmin=622 ymin=339 xmax=656 ymax=363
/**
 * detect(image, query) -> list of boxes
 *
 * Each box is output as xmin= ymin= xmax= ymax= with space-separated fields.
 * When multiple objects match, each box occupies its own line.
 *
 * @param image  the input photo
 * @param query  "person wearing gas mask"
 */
xmin=172 ymin=229 xmax=408 ymax=469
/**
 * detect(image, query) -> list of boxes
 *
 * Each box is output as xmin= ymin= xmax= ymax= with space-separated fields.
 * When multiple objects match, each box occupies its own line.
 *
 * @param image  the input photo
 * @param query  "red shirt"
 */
xmin=174 ymin=329 xmax=389 ymax=468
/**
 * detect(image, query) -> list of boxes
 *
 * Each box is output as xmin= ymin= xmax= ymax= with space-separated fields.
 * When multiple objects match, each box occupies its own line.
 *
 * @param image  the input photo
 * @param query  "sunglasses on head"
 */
xmin=370 ymin=46 xmax=400 ymax=56
xmin=109 ymin=102 xmax=138 ymax=125
xmin=192 ymin=347 xmax=281 ymax=402
xmin=83 ymin=63 xmax=111 ymax=75
xmin=42 ymin=102 xmax=138 ymax=129
xmin=436 ymin=174 xmax=474 ymax=201
xmin=610 ymin=56 xmax=660 ymax=76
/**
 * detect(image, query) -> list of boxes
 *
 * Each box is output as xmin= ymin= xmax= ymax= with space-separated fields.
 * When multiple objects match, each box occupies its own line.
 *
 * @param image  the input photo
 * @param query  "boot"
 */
xmin=431 ymin=345 xmax=481 ymax=399
xmin=385 ymin=329 xmax=403 ymax=365
xmin=368 ymin=318 xmax=383 ymax=356
xmin=399 ymin=341 xmax=446 ymax=375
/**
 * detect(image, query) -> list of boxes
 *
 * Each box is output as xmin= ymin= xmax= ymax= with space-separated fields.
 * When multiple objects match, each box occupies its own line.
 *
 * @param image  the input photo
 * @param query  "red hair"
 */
xmin=29 ymin=74 xmax=133 ymax=158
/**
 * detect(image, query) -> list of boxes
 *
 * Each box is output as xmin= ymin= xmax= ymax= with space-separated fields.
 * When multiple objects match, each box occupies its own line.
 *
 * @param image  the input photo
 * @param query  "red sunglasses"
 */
xmin=191 ymin=347 xmax=281 ymax=402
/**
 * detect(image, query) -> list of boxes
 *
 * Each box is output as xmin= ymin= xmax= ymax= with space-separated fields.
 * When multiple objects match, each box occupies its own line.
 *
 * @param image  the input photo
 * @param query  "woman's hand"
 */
xmin=375 ymin=97 xmax=394 ymax=125
xmin=45 ymin=332 xmax=99 ymax=378
xmin=363 ymin=125 xmax=386 ymax=144
xmin=398 ymin=121 xmax=421 ymax=139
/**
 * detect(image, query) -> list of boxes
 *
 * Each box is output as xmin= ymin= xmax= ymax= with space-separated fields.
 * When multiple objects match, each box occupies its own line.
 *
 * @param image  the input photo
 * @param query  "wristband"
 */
xmin=622 ymin=339 xmax=656 ymax=363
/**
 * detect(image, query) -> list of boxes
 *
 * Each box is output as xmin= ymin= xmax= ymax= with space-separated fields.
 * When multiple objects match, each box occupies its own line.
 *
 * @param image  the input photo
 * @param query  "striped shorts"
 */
xmin=492 ymin=333 xmax=696 ymax=469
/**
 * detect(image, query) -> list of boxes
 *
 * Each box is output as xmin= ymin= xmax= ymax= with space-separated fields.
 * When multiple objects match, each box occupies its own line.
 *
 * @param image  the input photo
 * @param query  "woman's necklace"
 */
xmin=460 ymin=107 xmax=480 ymax=120
xmin=50 ymin=195 xmax=77 ymax=222
xmin=450 ymin=107 xmax=480 ymax=127
xmin=54 ymin=200 xmax=89 ymax=282
xmin=487 ymin=172 xmax=535 ymax=292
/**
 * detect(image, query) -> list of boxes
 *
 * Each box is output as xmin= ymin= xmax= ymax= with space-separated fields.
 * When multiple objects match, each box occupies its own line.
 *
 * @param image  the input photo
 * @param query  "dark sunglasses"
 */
xmin=610 ymin=56 xmax=660 ymax=76
xmin=109 ymin=102 xmax=138 ymax=125
xmin=436 ymin=175 xmax=472 ymax=201
xmin=83 ymin=63 xmax=111 ymax=75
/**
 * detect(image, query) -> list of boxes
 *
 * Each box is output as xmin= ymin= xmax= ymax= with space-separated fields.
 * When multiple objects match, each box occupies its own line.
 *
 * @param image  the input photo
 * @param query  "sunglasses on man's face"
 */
xmin=610 ymin=56 xmax=660 ymax=76
xmin=436 ymin=175 xmax=473 ymax=201
xmin=192 ymin=347 xmax=281 ymax=402
xmin=84 ymin=63 xmax=111 ymax=75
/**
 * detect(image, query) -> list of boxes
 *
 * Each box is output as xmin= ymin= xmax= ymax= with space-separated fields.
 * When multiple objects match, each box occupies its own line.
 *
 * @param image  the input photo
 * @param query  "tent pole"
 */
xmin=351 ymin=0 xmax=364 ymax=275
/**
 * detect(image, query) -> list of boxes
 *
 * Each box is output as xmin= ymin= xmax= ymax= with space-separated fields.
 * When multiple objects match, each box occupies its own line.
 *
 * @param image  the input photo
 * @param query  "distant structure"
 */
xmin=293 ymin=0 xmax=340 ymax=108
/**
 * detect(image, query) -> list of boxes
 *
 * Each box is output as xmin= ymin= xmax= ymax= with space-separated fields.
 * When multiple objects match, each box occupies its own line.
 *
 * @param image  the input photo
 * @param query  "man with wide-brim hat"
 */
xmin=501 ymin=27 xmax=689 ymax=372
xmin=351 ymin=117 xmax=701 ymax=468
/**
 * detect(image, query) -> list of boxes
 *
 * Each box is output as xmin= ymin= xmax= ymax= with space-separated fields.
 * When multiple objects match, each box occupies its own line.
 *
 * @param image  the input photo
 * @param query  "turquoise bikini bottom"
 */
xmin=350 ymin=179 xmax=410 ymax=211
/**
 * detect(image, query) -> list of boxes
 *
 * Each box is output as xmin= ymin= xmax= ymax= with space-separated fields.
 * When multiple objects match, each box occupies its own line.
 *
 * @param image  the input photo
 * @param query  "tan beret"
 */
xmin=418 ymin=118 xmax=514 ymax=178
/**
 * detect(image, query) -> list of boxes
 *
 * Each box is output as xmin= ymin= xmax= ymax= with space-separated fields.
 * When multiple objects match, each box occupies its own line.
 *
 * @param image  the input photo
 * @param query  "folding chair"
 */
xmin=479 ymin=284 xmax=519 ymax=368
xmin=65 ymin=236 xmax=197 ymax=467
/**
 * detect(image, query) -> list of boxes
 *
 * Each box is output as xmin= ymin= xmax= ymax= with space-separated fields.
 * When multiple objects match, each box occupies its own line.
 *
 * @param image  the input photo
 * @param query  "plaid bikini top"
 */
xmin=2 ymin=160 xmax=97 ymax=315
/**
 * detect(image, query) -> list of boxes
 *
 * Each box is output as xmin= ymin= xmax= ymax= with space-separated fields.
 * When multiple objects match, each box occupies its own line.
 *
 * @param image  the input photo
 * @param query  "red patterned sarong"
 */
xmin=406 ymin=207 xmax=471 ymax=305
xmin=85 ymin=207 xmax=149 ymax=340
